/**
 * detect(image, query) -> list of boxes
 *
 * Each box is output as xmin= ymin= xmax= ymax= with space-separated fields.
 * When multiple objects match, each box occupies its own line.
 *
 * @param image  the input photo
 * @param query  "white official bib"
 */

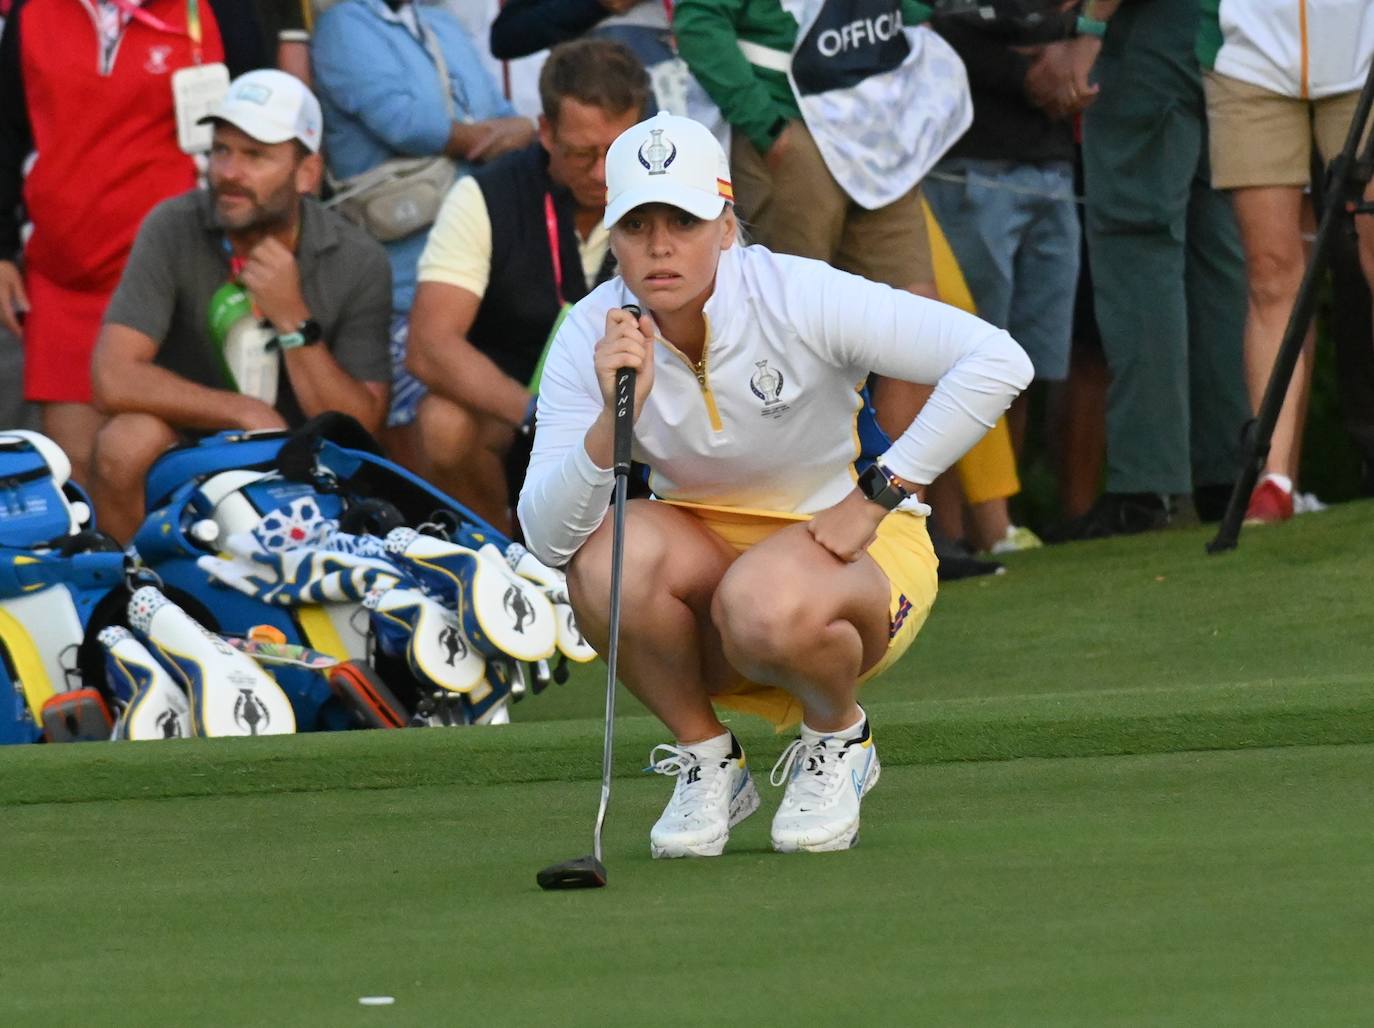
xmin=779 ymin=0 xmax=971 ymax=210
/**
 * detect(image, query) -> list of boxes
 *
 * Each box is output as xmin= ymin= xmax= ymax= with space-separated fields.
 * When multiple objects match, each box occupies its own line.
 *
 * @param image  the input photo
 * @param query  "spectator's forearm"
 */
xmin=1083 ymin=0 xmax=1122 ymax=22
xmin=444 ymin=121 xmax=486 ymax=161
xmin=92 ymin=356 xmax=258 ymax=432
xmin=281 ymin=346 xmax=387 ymax=435
xmin=673 ymin=0 xmax=797 ymax=154
xmin=408 ymin=329 xmax=532 ymax=428
xmin=277 ymin=39 xmax=311 ymax=86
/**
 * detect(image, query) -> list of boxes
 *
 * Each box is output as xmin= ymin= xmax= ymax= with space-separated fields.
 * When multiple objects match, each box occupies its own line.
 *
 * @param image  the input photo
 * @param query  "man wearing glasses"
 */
xmin=407 ymin=39 xmax=649 ymax=533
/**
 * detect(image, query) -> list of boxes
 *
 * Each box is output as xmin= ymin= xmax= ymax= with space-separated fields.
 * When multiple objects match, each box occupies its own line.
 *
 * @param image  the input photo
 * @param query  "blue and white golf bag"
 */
xmin=0 ymin=430 xmax=126 ymax=744
xmin=129 ymin=416 xmax=595 ymax=731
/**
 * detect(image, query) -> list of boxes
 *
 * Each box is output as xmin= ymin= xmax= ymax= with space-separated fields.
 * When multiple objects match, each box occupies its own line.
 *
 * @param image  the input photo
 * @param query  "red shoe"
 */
xmin=1244 ymin=477 xmax=1294 ymax=524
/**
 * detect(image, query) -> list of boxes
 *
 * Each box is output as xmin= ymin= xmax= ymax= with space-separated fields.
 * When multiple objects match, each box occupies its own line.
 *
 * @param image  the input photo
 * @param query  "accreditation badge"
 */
xmin=172 ymin=62 xmax=230 ymax=154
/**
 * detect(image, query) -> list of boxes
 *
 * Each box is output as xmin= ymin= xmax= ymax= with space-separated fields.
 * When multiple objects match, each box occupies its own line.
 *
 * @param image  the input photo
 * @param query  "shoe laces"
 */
xmin=646 ymin=743 xmax=729 ymax=808
xmin=769 ymin=736 xmax=845 ymax=804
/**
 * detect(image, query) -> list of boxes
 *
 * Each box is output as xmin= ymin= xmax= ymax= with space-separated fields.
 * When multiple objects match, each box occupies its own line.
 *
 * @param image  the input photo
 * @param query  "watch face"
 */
xmin=299 ymin=319 xmax=323 ymax=344
xmin=860 ymin=464 xmax=903 ymax=510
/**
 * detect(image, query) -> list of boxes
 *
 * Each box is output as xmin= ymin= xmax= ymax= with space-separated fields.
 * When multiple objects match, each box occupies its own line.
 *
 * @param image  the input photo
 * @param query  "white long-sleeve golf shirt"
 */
xmin=518 ymin=243 xmax=1033 ymax=568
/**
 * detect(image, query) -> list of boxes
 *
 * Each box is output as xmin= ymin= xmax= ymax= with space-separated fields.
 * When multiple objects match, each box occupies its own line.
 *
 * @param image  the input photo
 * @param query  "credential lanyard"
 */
xmin=532 ymin=193 xmax=574 ymax=394
xmin=543 ymin=192 xmax=565 ymax=305
xmin=107 ymin=0 xmax=204 ymax=63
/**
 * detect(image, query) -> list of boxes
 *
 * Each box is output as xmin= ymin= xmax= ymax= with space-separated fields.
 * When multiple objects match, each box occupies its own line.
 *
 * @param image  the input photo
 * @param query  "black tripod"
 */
xmin=1208 ymin=61 xmax=1374 ymax=554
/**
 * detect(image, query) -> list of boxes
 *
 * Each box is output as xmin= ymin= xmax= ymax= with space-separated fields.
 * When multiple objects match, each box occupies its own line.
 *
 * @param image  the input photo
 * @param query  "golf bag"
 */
xmin=122 ymin=416 xmax=595 ymax=731
xmin=0 ymin=430 xmax=126 ymax=744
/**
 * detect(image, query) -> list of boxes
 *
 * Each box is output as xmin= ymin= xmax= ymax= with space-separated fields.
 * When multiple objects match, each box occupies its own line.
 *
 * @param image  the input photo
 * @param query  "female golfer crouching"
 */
xmin=519 ymin=112 xmax=1032 ymax=857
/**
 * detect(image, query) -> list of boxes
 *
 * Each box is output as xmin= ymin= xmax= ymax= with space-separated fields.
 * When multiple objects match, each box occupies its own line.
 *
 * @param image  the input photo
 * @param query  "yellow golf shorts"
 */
xmin=666 ymin=501 xmax=939 ymax=730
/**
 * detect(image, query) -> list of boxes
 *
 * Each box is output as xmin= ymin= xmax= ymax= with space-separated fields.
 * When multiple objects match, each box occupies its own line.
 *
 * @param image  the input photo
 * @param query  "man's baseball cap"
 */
xmin=198 ymin=69 xmax=323 ymax=153
xmin=603 ymin=111 xmax=733 ymax=228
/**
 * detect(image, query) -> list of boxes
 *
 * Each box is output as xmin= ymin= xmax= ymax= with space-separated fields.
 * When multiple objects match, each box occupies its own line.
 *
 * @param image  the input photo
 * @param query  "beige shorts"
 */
xmin=730 ymin=121 xmax=934 ymax=289
xmin=1204 ymin=71 xmax=1370 ymax=189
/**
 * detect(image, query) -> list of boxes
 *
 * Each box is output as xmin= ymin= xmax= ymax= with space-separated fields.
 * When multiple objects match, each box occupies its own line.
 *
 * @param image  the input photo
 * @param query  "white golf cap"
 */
xmin=603 ymin=111 xmax=733 ymax=228
xmin=198 ymin=69 xmax=323 ymax=153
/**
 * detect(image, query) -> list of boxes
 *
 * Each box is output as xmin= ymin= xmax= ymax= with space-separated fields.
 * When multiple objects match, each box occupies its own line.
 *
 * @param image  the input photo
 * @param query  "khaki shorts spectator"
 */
xmin=1204 ymin=71 xmax=1371 ymax=189
xmin=730 ymin=121 xmax=933 ymax=290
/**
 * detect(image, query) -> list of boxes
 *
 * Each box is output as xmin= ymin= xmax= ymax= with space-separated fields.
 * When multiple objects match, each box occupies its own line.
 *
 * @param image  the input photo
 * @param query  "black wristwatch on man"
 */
xmin=270 ymin=318 xmax=323 ymax=351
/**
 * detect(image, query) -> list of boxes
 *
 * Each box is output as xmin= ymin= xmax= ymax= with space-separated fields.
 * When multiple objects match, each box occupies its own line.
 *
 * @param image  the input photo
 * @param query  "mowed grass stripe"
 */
xmin=3 ymin=676 xmax=1372 ymax=807
xmin=2 ymin=501 xmax=1370 ymax=806
xmin=4 ymin=744 xmax=1372 ymax=1026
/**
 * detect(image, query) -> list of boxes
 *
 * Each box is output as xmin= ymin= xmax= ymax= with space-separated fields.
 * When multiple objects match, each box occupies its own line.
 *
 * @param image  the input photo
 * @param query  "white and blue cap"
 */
xmin=603 ymin=111 xmax=733 ymax=228
xmin=198 ymin=69 xmax=323 ymax=153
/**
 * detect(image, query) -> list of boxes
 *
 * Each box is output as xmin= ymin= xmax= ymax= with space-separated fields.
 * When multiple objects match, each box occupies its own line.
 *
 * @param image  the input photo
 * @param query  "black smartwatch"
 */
xmin=270 ymin=318 xmax=323 ymax=351
xmin=857 ymin=463 xmax=910 ymax=511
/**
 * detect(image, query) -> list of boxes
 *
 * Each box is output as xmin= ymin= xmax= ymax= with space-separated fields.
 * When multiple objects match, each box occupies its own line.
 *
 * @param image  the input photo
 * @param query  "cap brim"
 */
xmin=196 ymin=111 xmax=303 ymax=148
xmin=604 ymin=183 xmax=726 ymax=229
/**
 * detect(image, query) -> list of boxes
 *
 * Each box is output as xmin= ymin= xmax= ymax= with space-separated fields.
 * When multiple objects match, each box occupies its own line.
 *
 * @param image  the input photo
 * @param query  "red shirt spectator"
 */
xmin=0 ymin=0 xmax=264 ymax=480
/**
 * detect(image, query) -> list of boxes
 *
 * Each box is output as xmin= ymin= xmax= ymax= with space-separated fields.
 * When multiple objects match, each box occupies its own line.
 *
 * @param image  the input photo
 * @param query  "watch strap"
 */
xmin=1075 ymin=15 xmax=1107 ymax=37
xmin=271 ymin=330 xmax=307 ymax=351
xmin=270 ymin=319 xmax=321 ymax=351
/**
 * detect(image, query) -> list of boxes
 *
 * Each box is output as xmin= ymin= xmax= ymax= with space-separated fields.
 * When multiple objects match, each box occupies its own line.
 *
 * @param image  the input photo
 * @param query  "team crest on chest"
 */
xmin=749 ymin=359 xmax=791 ymax=419
xmin=637 ymin=129 xmax=677 ymax=176
xmin=145 ymin=45 xmax=173 ymax=75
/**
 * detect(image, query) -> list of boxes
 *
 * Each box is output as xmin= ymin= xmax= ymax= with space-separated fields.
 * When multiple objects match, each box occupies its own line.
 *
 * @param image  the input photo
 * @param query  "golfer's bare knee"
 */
xmin=566 ymin=502 xmax=671 ymax=618
xmin=712 ymin=564 xmax=814 ymax=674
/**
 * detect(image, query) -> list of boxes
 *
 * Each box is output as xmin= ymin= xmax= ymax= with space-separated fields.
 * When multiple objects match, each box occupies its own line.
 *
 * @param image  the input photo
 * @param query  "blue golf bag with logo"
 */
xmin=124 ymin=415 xmax=594 ymax=731
xmin=0 ymin=430 xmax=127 ymax=744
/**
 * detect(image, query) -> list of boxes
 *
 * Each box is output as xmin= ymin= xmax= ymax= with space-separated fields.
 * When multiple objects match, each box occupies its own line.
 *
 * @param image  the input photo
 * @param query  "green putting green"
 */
xmin=2 ymin=504 xmax=1371 ymax=1024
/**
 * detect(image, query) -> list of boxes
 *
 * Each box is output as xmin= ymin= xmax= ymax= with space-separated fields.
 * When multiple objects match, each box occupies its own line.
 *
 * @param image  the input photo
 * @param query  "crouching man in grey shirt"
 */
xmin=89 ymin=71 xmax=392 ymax=541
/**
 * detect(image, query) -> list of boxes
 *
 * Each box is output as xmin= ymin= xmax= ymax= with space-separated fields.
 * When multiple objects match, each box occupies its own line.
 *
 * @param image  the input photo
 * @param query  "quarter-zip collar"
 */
xmin=622 ymin=245 xmax=742 ymax=434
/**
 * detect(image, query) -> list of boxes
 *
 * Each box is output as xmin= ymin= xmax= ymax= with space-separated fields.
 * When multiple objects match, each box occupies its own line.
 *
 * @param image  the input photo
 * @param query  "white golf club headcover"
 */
xmin=99 ymin=626 xmax=191 ymax=741
xmin=503 ymin=544 xmax=598 ymax=663
xmin=384 ymin=529 xmax=556 ymax=663
xmin=127 ymin=586 xmax=297 ymax=737
xmin=365 ymin=585 xmax=487 ymax=693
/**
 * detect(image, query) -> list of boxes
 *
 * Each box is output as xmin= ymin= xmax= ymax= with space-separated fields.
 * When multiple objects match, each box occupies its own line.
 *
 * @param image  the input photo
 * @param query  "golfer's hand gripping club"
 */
xmin=613 ymin=304 xmax=640 ymax=477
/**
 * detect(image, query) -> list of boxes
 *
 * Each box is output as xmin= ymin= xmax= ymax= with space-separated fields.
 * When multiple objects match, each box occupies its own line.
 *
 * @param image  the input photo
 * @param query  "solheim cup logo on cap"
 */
xmin=749 ymin=360 xmax=791 ymax=420
xmin=637 ymin=128 xmax=677 ymax=176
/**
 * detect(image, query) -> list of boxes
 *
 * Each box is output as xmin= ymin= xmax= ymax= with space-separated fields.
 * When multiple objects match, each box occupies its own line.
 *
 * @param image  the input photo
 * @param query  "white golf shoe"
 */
xmin=769 ymin=719 xmax=880 ymax=853
xmin=647 ymin=733 xmax=760 ymax=858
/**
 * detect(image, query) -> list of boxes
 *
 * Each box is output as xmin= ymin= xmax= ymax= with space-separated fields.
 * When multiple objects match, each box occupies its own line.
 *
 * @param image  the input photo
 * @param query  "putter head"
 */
xmin=536 ymin=855 xmax=607 ymax=891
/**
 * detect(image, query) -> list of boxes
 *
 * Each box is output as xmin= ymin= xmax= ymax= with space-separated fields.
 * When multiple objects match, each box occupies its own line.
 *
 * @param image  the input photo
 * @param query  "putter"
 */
xmin=538 ymin=304 xmax=641 ymax=891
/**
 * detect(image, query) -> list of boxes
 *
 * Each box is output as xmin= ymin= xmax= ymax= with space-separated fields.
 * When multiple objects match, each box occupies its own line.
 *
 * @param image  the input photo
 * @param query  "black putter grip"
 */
xmin=613 ymin=304 xmax=641 ymax=476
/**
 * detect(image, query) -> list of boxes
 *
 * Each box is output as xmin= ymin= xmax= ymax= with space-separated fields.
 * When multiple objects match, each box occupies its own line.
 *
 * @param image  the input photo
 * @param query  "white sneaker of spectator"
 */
xmin=1293 ymin=491 xmax=1328 ymax=515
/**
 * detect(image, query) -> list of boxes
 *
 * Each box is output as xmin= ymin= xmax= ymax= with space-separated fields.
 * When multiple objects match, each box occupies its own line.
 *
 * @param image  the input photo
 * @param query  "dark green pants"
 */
xmin=1083 ymin=0 xmax=1249 ymax=495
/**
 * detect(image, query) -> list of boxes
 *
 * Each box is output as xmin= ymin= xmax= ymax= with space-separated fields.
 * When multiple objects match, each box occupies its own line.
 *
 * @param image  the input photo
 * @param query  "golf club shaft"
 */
xmin=592 ymin=325 xmax=640 ymax=863
xmin=594 ymin=471 xmax=628 ymax=862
